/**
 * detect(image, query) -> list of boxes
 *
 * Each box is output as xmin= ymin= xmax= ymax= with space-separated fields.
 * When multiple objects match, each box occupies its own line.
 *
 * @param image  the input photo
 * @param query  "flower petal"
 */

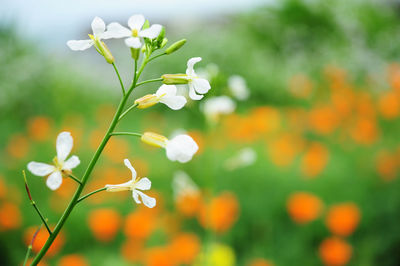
xmin=192 ymin=78 xmax=211 ymax=94
xmin=132 ymin=190 xmax=141 ymax=204
xmin=186 ymin=57 xmax=202 ymax=76
xmin=160 ymin=96 xmax=187 ymax=110
xmin=46 ymin=171 xmax=62 ymax=191
xmin=136 ymin=191 xmax=156 ymax=208
xmin=156 ymin=84 xmax=177 ymax=97
xmin=66 ymin=40 xmax=94 ymax=51
xmin=166 ymin=134 xmax=199 ymax=163
xmin=63 ymin=155 xmax=80 ymax=170
xmin=139 ymin=24 xmax=162 ymax=39
xmin=27 ymin=162 xmax=55 ymax=176
xmin=128 ymin=14 xmax=145 ymax=30
xmin=91 ymin=16 xmax=106 ymax=37
xmin=135 ymin=177 xmax=151 ymax=191
xmin=189 ymin=84 xmax=204 ymax=100
xmin=124 ymin=159 xmax=137 ymax=180
xmin=103 ymin=22 xmax=131 ymax=39
xmin=125 ymin=37 xmax=142 ymax=49
xmin=56 ymin=132 xmax=73 ymax=162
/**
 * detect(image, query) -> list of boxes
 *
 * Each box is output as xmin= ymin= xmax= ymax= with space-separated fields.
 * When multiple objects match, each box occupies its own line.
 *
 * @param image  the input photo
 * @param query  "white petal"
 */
xmin=124 ymin=159 xmax=137 ymax=179
xmin=186 ymin=57 xmax=202 ymax=76
xmin=192 ymin=78 xmax=211 ymax=94
xmin=156 ymin=85 xmax=177 ymax=97
xmin=128 ymin=14 xmax=145 ymax=30
xmin=91 ymin=16 xmax=106 ymax=37
xmin=27 ymin=162 xmax=55 ymax=176
xmin=160 ymin=96 xmax=187 ymax=110
xmin=66 ymin=40 xmax=94 ymax=51
xmin=63 ymin=155 xmax=80 ymax=170
xmin=125 ymin=37 xmax=142 ymax=49
xmin=166 ymin=135 xmax=199 ymax=163
xmin=56 ymin=132 xmax=73 ymax=162
xmin=135 ymin=191 xmax=156 ymax=208
xmin=139 ymin=24 xmax=162 ymax=39
xmin=135 ymin=177 xmax=151 ymax=191
xmin=189 ymin=84 xmax=203 ymax=100
xmin=46 ymin=171 xmax=62 ymax=191
xmin=132 ymin=190 xmax=141 ymax=204
xmin=102 ymin=22 xmax=131 ymax=39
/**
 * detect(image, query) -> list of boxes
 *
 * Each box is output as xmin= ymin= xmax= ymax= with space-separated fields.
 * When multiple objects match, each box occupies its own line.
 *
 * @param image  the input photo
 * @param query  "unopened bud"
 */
xmin=162 ymin=74 xmax=189 ymax=85
xmin=165 ymin=39 xmax=186 ymax=54
xmin=100 ymin=41 xmax=115 ymax=64
xmin=130 ymin=48 xmax=140 ymax=60
xmin=156 ymin=27 xmax=165 ymax=47
xmin=134 ymin=94 xmax=159 ymax=109
xmin=141 ymin=132 xmax=168 ymax=148
xmin=143 ymin=20 xmax=150 ymax=30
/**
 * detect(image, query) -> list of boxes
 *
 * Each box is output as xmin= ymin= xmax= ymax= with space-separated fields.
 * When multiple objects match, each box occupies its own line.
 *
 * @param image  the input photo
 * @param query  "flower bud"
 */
xmin=134 ymin=94 xmax=159 ymax=109
xmin=160 ymin=38 xmax=168 ymax=48
xmin=141 ymin=132 xmax=168 ymax=148
xmin=165 ymin=39 xmax=186 ymax=54
xmin=143 ymin=20 xmax=150 ymax=30
xmin=156 ymin=27 xmax=165 ymax=47
xmin=100 ymin=41 xmax=115 ymax=64
xmin=130 ymin=48 xmax=140 ymax=60
xmin=162 ymin=74 xmax=189 ymax=85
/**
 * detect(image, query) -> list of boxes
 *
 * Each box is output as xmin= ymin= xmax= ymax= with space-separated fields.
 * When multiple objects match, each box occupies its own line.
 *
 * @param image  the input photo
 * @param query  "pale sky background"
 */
xmin=1 ymin=0 xmax=270 ymax=50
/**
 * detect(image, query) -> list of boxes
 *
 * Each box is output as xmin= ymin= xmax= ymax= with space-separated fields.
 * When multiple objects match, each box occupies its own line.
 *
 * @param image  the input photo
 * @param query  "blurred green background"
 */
xmin=1 ymin=0 xmax=400 ymax=265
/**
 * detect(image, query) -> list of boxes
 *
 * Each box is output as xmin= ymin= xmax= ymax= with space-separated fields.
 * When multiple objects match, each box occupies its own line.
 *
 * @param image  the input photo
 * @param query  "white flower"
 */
xmin=162 ymin=57 xmax=211 ymax=100
xmin=27 ymin=132 xmax=80 ymax=191
xmin=67 ymin=16 xmax=119 ymax=51
xmin=172 ymin=170 xmax=199 ymax=200
xmin=228 ymin=75 xmax=250 ymax=100
xmin=224 ymin=147 xmax=257 ymax=171
xmin=202 ymin=96 xmax=236 ymax=122
xmin=141 ymin=132 xmax=199 ymax=163
xmin=105 ymin=159 xmax=156 ymax=208
xmin=106 ymin=14 xmax=162 ymax=49
xmin=135 ymin=85 xmax=187 ymax=110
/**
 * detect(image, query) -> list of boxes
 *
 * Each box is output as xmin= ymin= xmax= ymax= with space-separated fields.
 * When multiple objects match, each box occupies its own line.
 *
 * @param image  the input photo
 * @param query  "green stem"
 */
xmin=22 ymin=245 xmax=32 ymax=266
xmin=31 ymin=202 xmax=52 ymax=235
xmin=112 ymin=62 xmax=126 ymax=96
xmin=77 ymin=187 xmax=106 ymax=203
xmin=148 ymin=52 xmax=166 ymax=63
xmin=68 ymin=174 xmax=82 ymax=185
xmin=110 ymin=132 xmax=142 ymax=137
xmin=118 ymin=103 xmax=138 ymax=122
xmin=136 ymin=78 xmax=163 ymax=88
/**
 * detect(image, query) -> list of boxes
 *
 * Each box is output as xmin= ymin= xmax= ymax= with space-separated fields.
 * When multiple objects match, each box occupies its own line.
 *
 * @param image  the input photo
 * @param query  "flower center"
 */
xmin=132 ymin=29 xmax=139 ymax=37
xmin=53 ymin=156 xmax=63 ymax=171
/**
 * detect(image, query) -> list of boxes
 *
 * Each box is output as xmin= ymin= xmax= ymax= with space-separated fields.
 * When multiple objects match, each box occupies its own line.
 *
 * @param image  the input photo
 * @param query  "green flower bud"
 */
xmin=160 ymin=38 xmax=168 ymax=48
xmin=162 ymin=74 xmax=189 ymax=85
xmin=130 ymin=48 xmax=140 ymax=60
xmin=165 ymin=39 xmax=186 ymax=55
xmin=156 ymin=27 xmax=165 ymax=47
xmin=142 ymin=20 xmax=150 ymax=30
xmin=100 ymin=41 xmax=114 ymax=64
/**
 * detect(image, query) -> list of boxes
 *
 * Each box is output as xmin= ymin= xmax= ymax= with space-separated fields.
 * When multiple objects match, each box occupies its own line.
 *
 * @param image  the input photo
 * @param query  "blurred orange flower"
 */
xmin=301 ymin=142 xmax=329 ymax=178
xmin=58 ymin=254 xmax=88 ymax=266
xmin=176 ymin=192 xmax=203 ymax=218
xmin=124 ymin=207 xmax=157 ymax=240
xmin=308 ymin=105 xmax=339 ymax=135
xmin=7 ymin=134 xmax=29 ymax=159
xmin=248 ymin=258 xmax=275 ymax=266
xmin=145 ymin=246 xmax=175 ymax=266
xmin=24 ymin=226 xmax=65 ymax=257
xmin=0 ymin=202 xmax=21 ymax=230
xmin=319 ymin=237 xmax=352 ymax=266
xmin=349 ymin=116 xmax=378 ymax=145
xmin=104 ymin=138 xmax=130 ymax=163
xmin=287 ymin=192 xmax=323 ymax=224
xmin=27 ymin=116 xmax=52 ymax=141
xmin=325 ymin=203 xmax=360 ymax=236
xmin=169 ymin=233 xmax=201 ymax=265
xmin=88 ymin=208 xmax=122 ymax=242
xmin=378 ymin=91 xmax=400 ymax=119
xmin=376 ymin=150 xmax=398 ymax=181
xmin=198 ymin=192 xmax=239 ymax=234
xmin=267 ymin=133 xmax=304 ymax=167
xmin=121 ymin=239 xmax=144 ymax=262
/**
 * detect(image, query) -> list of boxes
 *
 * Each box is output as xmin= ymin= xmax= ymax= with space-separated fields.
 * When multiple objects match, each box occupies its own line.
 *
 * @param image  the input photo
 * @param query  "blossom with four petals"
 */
xmin=135 ymin=85 xmax=187 ymax=110
xmin=105 ymin=159 xmax=156 ymax=208
xmin=27 ymin=132 xmax=80 ymax=190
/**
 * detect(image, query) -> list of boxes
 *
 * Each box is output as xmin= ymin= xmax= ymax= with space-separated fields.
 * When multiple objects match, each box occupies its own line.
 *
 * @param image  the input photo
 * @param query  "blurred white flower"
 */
xmin=228 ymin=75 xmax=250 ymax=101
xmin=105 ymin=159 xmax=156 ymax=208
xmin=141 ymin=132 xmax=199 ymax=163
xmin=27 ymin=132 xmax=80 ymax=191
xmin=106 ymin=14 xmax=162 ymax=48
xmin=224 ymin=147 xmax=257 ymax=171
xmin=203 ymin=96 xmax=236 ymax=122
xmin=162 ymin=57 xmax=211 ymax=100
xmin=135 ymin=85 xmax=187 ymax=110
xmin=196 ymin=63 xmax=220 ymax=80
xmin=67 ymin=16 xmax=118 ymax=51
xmin=172 ymin=170 xmax=199 ymax=200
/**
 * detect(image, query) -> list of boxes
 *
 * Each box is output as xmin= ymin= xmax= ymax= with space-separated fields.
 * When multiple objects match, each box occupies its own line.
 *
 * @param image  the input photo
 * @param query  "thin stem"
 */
xmin=118 ymin=103 xmax=138 ymax=121
xmin=77 ymin=187 xmax=106 ymax=203
xmin=136 ymin=78 xmax=163 ymax=88
xmin=112 ymin=62 xmax=126 ymax=96
xmin=148 ymin=52 xmax=166 ymax=63
xmin=68 ymin=174 xmax=82 ymax=185
xmin=110 ymin=132 xmax=142 ymax=137
xmin=31 ymin=202 xmax=52 ymax=235
xmin=22 ymin=245 xmax=32 ymax=266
